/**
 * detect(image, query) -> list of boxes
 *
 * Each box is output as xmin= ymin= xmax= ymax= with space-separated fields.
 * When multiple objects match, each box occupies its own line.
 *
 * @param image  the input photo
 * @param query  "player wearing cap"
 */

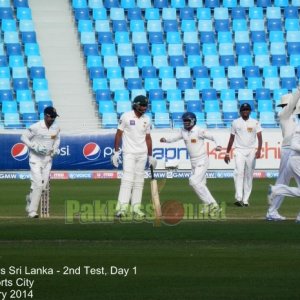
xmin=160 ymin=112 xmax=222 ymax=216
xmin=111 ymin=95 xmax=157 ymax=218
xmin=21 ymin=106 xmax=60 ymax=218
xmin=267 ymin=89 xmax=300 ymax=221
xmin=224 ymin=103 xmax=263 ymax=207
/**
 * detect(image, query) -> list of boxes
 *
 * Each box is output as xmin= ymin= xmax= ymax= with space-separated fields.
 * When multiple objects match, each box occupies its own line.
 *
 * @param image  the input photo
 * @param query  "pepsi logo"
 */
xmin=83 ymin=142 xmax=101 ymax=160
xmin=11 ymin=143 xmax=29 ymax=161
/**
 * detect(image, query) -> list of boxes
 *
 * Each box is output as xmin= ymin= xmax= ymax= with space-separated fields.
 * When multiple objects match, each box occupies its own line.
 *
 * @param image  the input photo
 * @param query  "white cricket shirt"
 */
xmin=231 ymin=117 xmax=262 ymax=149
xmin=165 ymin=125 xmax=220 ymax=160
xmin=21 ymin=120 xmax=60 ymax=160
xmin=118 ymin=110 xmax=151 ymax=154
xmin=279 ymin=93 xmax=299 ymax=148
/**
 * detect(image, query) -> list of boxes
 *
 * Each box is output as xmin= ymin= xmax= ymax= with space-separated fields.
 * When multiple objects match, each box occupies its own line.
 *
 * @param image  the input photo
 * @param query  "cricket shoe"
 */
xmin=25 ymin=194 xmax=30 ymax=213
xmin=266 ymin=211 xmax=286 ymax=221
xmin=234 ymin=201 xmax=244 ymax=207
xmin=133 ymin=208 xmax=145 ymax=219
xmin=115 ymin=210 xmax=127 ymax=218
xmin=296 ymin=213 xmax=300 ymax=223
xmin=208 ymin=203 xmax=221 ymax=218
xmin=28 ymin=211 xmax=39 ymax=218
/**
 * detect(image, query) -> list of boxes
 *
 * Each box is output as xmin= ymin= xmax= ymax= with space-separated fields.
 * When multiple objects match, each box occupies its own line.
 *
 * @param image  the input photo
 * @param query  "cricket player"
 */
xmin=160 ymin=112 xmax=222 ymax=215
xmin=267 ymin=89 xmax=300 ymax=221
xmin=111 ymin=95 xmax=157 ymax=218
xmin=21 ymin=106 xmax=60 ymax=218
xmin=268 ymin=100 xmax=300 ymax=222
xmin=224 ymin=103 xmax=262 ymax=207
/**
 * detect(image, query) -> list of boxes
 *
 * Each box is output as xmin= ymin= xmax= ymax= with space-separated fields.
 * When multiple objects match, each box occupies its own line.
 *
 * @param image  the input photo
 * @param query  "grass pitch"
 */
xmin=0 ymin=178 xmax=300 ymax=300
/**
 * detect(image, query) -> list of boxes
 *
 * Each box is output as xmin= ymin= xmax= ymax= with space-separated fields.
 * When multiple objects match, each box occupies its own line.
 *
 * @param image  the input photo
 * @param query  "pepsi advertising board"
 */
xmin=1 ymin=133 xmax=115 ymax=171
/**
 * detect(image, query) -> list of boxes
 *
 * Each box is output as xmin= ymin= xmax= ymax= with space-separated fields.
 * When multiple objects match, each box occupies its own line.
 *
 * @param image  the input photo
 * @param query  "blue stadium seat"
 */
xmin=90 ymin=66 xmax=105 ymax=79
xmin=104 ymin=0 xmax=119 ymax=8
xmin=260 ymin=112 xmax=277 ymax=128
xmin=281 ymin=78 xmax=297 ymax=90
xmin=149 ymin=32 xmax=164 ymax=44
xmin=176 ymin=66 xmax=191 ymax=79
xmin=206 ymin=112 xmax=224 ymax=128
xmin=0 ymin=67 xmax=10 ymax=78
xmin=220 ymin=89 xmax=235 ymax=101
xmin=218 ymin=31 xmax=232 ymax=44
xmin=186 ymin=100 xmax=202 ymax=112
xmin=114 ymin=89 xmax=129 ymax=102
xmin=256 ymin=88 xmax=271 ymax=100
xmin=21 ymin=31 xmax=37 ymax=43
xmin=198 ymin=20 xmax=213 ymax=32
xmin=187 ymin=55 xmax=202 ymax=68
xmin=127 ymin=78 xmax=143 ymax=90
xmin=235 ymin=43 xmax=251 ymax=55
xmin=127 ymin=7 xmax=142 ymax=20
xmin=142 ymin=66 xmax=157 ymax=78
xmin=35 ymin=90 xmax=51 ymax=102
xmin=102 ymin=112 xmax=118 ymax=128
xmin=231 ymin=7 xmax=245 ymax=19
xmin=153 ymin=55 xmax=169 ymax=68
xmin=72 ymin=0 xmax=87 ymax=8
xmin=267 ymin=19 xmax=282 ymax=31
xmin=92 ymin=8 xmax=107 ymax=20
xmin=177 ymin=78 xmax=193 ymax=91
xmin=184 ymin=89 xmax=200 ymax=101
xmin=158 ymin=66 xmax=173 ymax=79
xmin=210 ymin=66 xmax=225 ymax=78
xmin=230 ymin=78 xmax=246 ymax=89
xmin=224 ymin=111 xmax=239 ymax=125
xmin=161 ymin=78 xmax=177 ymax=91
xmin=86 ymin=55 xmax=102 ymax=69
xmin=13 ymin=78 xmax=29 ymax=90
xmin=232 ymin=19 xmax=247 ymax=31
xmin=284 ymin=6 xmax=298 ymax=19
xmin=92 ymin=78 xmax=108 ymax=90
xmin=22 ymin=112 xmax=38 ymax=127
xmin=19 ymin=101 xmax=35 ymax=114
xmin=203 ymin=55 xmax=219 ymax=68
xmin=193 ymin=66 xmax=208 ymax=78
xmin=213 ymin=78 xmax=228 ymax=90
xmin=74 ymin=8 xmax=90 ymax=20
xmin=120 ymin=55 xmax=135 ymax=67
xmin=95 ymin=89 xmax=111 ymax=102
xmin=98 ymin=101 xmax=115 ymax=115
xmin=255 ymin=55 xmax=270 ymax=68
xmin=202 ymin=89 xmax=217 ymax=101
xmin=245 ymin=66 xmax=260 ymax=78
xmin=4 ymin=113 xmax=22 ymax=128
xmin=0 ymin=89 xmax=13 ymax=101
xmin=148 ymin=89 xmax=163 ymax=101
xmin=269 ymin=31 xmax=284 ymax=43
xmin=171 ymin=112 xmax=183 ymax=128
xmin=265 ymin=77 xmax=280 ymax=90
xmin=251 ymin=31 xmax=266 ymax=43
xmin=167 ymin=89 xmax=181 ymax=102
xmin=89 ymin=0 xmax=104 ymax=9
xmin=0 ymin=7 xmax=13 ymax=19
xmin=238 ymin=55 xmax=253 ymax=67
xmin=238 ymin=89 xmax=253 ymax=101
xmin=180 ymin=7 xmax=194 ymax=20
xmin=154 ymin=0 xmax=168 ymax=8
xmin=222 ymin=100 xmax=238 ymax=112
xmin=30 ymin=66 xmax=45 ymax=79
xmin=116 ymin=100 xmax=131 ymax=115
xmin=200 ymin=32 xmax=215 ymax=43
xmin=151 ymin=100 xmax=167 ymax=113
xmin=215 ymin=20 xmax=230 ymax=32
xmin=274 ymin=0 xmax=288 ymax=6
xmin=169 ymin=55 xmax=185 ymax=67
xmin=0 ymin=78 xmax=10 ymax=89
xmin=195 ymin=78 xmax=211 ymax=90
xmin=235 ymin=31 xmax=250 ymax=43
xmin=154 ymin=112 xmax=170 ymax=128
xmin=163 ymin=20 xmax=179 ymax=33
xmin=2 ymin=100 xmax=18 ymax=113
xmin=290 ymin=55 xmax=300 ymax=67
xmin=185 ymin=44 xmax=200 ymax=56
xmin=285 ymin=19 xmax=300 ymax=31
xmin=204 ymin=100 xmax=219 ymax=112
xmin=258 ymin=99 xmax=273 ymax=112
xmin=24 ymin=43 xmax=40 ymax=56
xmin=4 ymin=32 xmax=19 ymax=44
xmin=137 ymin=55 xmax=151 ymax=68
xmin=144 ymin=78 xmax=160 ymax=91
xmin=169 ymin=100 xmax=184 ymax=113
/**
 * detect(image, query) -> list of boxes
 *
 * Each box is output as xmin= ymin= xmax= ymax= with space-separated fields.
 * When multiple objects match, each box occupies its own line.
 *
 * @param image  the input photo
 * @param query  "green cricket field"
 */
xmin=0 ymin=178 xmax=300 ymax=300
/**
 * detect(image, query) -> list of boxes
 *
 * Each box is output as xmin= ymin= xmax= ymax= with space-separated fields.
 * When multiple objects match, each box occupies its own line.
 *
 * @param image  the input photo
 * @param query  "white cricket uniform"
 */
xmin=231 ymin=117 xmax=262 ymax=204
xmin=117 ymin=110 xmax=151 ymax=210
xmin=272 ymin=123 xmax=300 ymax=199
xmin=165 ymin=125 xmax=220 ymax=205
xmin=21 ymin=120 xmax=60 ymax=215
xmin=268 ymin=93 xmax=299 ymax=214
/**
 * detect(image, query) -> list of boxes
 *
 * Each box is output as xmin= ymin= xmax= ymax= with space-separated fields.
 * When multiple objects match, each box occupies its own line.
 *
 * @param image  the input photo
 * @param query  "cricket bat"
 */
xmin=150 ymin=165 xmax=162 ymax=221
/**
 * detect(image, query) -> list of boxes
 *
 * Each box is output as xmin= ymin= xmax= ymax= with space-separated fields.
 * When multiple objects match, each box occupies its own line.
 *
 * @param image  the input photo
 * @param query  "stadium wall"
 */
xmin=1 ymin=129 xmax=281 ymax=179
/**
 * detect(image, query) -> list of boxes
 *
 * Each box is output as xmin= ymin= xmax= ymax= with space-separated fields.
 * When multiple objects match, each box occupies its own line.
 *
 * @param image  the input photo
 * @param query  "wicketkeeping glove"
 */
xmin=50 ymin=148 xmax=60 ymax=158
xmin=31 ymin=143 xmax=47 ymax=155
xmin=148 ymin=156 xmax=157 ymax=169
xmin=111 ymin=150 xmax=121 ymax=168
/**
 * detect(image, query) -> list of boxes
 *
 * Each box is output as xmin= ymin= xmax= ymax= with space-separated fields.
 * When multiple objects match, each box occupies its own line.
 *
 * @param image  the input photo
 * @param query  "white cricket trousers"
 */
xmin=233 ymin=149 xmax=256 ymax=204
xmin=28 ymin=157 xmax=52 ymax=214
xmin=268 ymin=148 xmax=293 ymax=213
xmin=117 ymin=152 xmax=147 ymax=210
xmin=189 ymin=157 xmax=217 ymax=205
xmin=272 ymin=155 xmax=300 ymax=197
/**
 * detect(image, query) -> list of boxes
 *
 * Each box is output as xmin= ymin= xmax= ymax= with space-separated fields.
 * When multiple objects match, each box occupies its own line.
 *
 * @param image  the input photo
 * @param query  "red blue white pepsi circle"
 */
xmin=83 ymin=142 xmax=101 ymax=160
xmin=11 ymin=143 xmax=29 ymax=161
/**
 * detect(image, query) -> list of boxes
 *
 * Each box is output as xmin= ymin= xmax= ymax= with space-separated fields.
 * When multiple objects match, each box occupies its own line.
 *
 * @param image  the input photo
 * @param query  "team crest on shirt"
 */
xmin=130 ymin=120 xmax=135 ymax=125
xmin=247 ymin=127 xmax=253 ymax=133
xmin=191 ymin=139 xmax=197 ymax=143
xmin=51 ymin=135 xmax=56 ymax=139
